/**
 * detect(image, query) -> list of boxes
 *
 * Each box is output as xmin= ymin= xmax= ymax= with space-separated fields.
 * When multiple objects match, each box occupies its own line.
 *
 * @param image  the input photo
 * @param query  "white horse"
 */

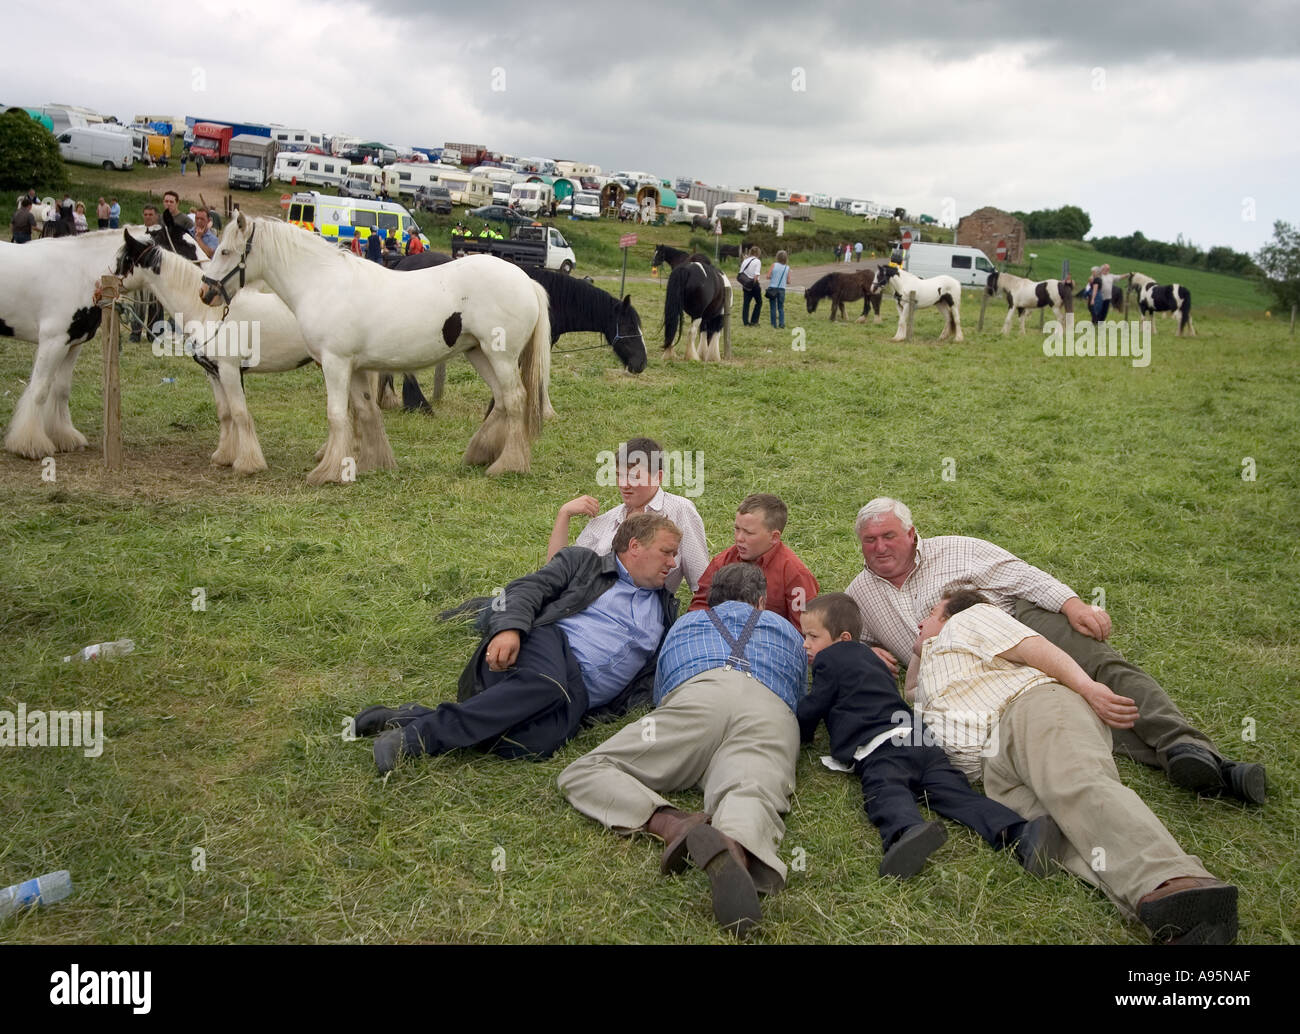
xmin=115 ymin=228 xmax=384 ymax=474
xmin=197 ymin=214 xmax=551 ymax=484
xmin=873 ymin=264 xmax=963 ymax=342
xmin=985 ymin=270 xmax=1073 ymax=335
xmin=1129 ymin=272 xmax=1195 ymax=336
xmin=1 ymin=229 xmax=138 ymax=459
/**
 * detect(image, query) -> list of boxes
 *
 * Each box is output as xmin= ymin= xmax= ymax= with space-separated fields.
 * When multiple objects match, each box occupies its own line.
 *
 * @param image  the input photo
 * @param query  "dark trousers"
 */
xmin=397 ymin=624 xmax=590 ymax=760
xmin=1012 ymin=599 xmax=1218 ymax=769
xmin=742 ymin=282 xmax=762 ymax=324
xmin=856 ymin=741 xmax=1026 ymax=850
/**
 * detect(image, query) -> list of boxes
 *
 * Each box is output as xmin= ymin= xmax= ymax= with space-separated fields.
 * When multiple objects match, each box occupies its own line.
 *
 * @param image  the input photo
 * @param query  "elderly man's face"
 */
xmin=620 ymin=530 xmax=681 ymax=588
xmin=859 ymin=514 xmax=917 ymax=582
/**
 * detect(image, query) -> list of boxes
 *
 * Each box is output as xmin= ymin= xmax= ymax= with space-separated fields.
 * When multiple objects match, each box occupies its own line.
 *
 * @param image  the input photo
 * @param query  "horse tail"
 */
xmin=663 ymin=265 xmax=687 ymax=350
xmin=521 ymin=279 xmax=551 ymax=439
xmin=1178 ymin=287 xmax=1191 ymax=333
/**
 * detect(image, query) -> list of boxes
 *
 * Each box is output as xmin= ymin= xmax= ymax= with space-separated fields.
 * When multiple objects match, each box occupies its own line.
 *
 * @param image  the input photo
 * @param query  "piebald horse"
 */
xmin=873 ymin=264 xmax=963 ymax=342
xmin=652 ymin=244 xmax=731 ymax=360
xmin=1130 ymin=272 xmax=1195 ymax=336
xmin=985 ymin=271 xmax=1074 ymax=335
xmin=197 ymin=214 xmax=551 ymax=484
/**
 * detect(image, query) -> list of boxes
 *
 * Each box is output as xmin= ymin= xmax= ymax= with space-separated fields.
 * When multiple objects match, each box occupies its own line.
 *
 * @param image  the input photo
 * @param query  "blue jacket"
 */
xmin=798 ymin=640 xmax=911 ymax=765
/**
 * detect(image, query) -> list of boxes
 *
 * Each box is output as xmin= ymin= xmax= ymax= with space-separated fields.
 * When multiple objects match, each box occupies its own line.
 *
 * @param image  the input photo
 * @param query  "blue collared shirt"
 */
xmin=557 ymin=557 xmax=664 ymax=707
xmin=653 ymin=601 xmax=806 ymax=712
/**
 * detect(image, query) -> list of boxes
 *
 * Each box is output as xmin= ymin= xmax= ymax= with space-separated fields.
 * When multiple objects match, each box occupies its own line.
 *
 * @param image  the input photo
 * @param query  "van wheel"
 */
xmin=560 ymin=261 xmax=573 ymax=275
xmin=103 ymin=161 xmax=114 ymax=171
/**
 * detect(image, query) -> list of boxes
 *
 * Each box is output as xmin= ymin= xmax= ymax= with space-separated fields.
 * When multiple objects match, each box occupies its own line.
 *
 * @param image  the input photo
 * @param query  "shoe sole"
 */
xmin=1018 ymin=816 xmax=1065 ymax=878
xmin=373 ymin=729 xmax=404 ymax=774
xmin=879 ymin=821 xmax=948 ymax=879
xmin=685 ymin=826 xmax=761 ymax=937
xmin=1139 ymin=884 xmax=1238 ymax=944
xmin=660 ymin=815 xmax=711 ymax=876
xmin=1166 ymin=752 xmax=1225 ymax=794
xmin=1230 ymin=764 xmax=1268 ymax=805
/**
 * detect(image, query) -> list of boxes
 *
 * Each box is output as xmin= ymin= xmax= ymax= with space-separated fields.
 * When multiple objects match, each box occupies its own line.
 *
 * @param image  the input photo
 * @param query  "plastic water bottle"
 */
xmin=160 ymin=377 xmax=177 ymax=384
xmin=0 ymin=870 xmax=73 ymax=920
xmin=63 ymin=639 xmax=135 ymax=663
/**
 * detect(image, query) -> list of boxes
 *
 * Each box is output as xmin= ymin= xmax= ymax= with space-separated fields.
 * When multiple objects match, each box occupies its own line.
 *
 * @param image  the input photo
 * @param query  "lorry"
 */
xmin=228 ymin=134 xmax=279 ymax=189
xmin=190 ymin=122 xmax=234 ymax=162
xmin=451 ymin=224 xmax=577 ymax=274
xmin=56 ymin=126 xmax=134 ymax=170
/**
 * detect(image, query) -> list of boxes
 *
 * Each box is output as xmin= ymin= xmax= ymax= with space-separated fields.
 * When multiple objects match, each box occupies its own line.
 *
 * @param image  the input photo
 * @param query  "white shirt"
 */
xmin=574 ymin=487 xmax=709 ymax=594
xmin=739 ymin=255 xmax=760 ymax=281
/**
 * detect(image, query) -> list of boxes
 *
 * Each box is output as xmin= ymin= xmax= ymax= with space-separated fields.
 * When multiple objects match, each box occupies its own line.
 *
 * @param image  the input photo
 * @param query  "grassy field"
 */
xmin=1 ymin=257 xmax=1296 ymax=944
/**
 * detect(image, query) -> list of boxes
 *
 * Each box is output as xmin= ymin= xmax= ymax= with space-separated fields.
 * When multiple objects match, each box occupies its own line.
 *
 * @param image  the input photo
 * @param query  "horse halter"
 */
xmin=200 ymin=223 xmax=256 ymax=306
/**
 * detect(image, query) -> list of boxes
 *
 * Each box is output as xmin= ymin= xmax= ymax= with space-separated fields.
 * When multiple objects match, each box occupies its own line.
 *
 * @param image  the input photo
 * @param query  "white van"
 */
xmin=56 ymin=126 xmax=133 ymax=170
xmin=285 ymin=191 xmax=429 ymax=251
xmin=903 ymin=242 xmax=997 ymax=288
xmin=671 ymin=198 xmax=708 ymax=223
xmin=509 ymin=181 xmax=554 ymax=215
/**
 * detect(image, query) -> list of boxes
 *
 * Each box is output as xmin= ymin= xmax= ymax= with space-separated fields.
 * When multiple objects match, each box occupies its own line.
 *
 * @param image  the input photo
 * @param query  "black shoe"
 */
xmin=353 ymin=705 xmax=404 ymax=738
xmin=1222 ymin=760 xmax=1267 ymax=804
xmin=1013 ymin=815 xmax=1064 ymax=877
xmin=1138 ymin=877 xmax=1238 ymax=944
xmin=373 ymin=728 xmax=405 ymax=774
xmin=1166 ymin=744 xmax=1226 ymax=794
xmin=879 ymin=820 xmax=947 ymax=879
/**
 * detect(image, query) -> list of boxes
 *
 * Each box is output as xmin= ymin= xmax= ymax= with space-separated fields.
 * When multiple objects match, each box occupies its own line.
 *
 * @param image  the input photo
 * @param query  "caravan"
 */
xmin=508 ymin=181 xmax=554 ymax=215
xmin=381 ymin=162 xmax=442 ymax=198
xmin=272 ymin=128 xmax=325 ymax=152
xmin=712 ymin=201 xmax=785 ymax=236
xmin=275 ymin=151 xmax=348 ymax=187
xmin=671 ymin=198 xmax=708 ymax=224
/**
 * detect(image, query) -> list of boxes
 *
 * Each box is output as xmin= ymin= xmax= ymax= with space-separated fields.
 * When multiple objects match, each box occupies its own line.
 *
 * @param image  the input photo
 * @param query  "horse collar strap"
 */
xmin=201 ymin=223 xmax=256 ymax=305
xmin=704 ymin=606 xmax=763 ymax=676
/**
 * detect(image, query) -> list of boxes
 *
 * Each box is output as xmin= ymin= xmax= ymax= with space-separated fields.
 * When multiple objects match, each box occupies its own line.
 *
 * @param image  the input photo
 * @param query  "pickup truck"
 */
xmin=451 ymin=224 xmax=577 ymax=274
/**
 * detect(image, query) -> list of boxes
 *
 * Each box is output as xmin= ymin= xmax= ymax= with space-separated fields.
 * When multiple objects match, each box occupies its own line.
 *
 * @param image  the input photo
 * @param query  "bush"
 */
xmin=0 ymin=110 xmax=68 ymax=193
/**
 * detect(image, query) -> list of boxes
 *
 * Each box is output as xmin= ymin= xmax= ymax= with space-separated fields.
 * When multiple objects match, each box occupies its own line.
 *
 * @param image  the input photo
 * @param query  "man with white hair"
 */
xmin=844 ymin=497 xmax=1266 ymax=804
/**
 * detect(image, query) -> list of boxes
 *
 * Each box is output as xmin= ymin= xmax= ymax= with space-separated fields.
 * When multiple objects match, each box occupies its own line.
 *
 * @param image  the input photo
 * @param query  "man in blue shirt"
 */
xmin=354 ymin=512 xmax=681 ymax=772
xmin=559 ymin=563 xmax=806 ymax=938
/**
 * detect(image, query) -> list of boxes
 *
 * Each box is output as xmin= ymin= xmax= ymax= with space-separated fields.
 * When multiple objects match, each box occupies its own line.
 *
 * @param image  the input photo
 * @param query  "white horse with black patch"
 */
xmin=115 ymin=228 xmax=372 ymax=474
xmin=1130 ymin=272 xmax=1195 ymax=336
xmin=985 ymin=271 xmax=1074 ymax=335
xmin=197 ymin=214 xmax=551 ymax=484
xmin=873 ymin=264 xmax=963 ymax=342
xmin=1 ymin=229 xmax=135 ymax=459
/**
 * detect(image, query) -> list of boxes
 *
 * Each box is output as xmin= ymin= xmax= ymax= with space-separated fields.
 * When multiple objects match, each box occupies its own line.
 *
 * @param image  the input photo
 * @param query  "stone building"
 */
xmin=956 ymin=207 xmax=1026 ymax=264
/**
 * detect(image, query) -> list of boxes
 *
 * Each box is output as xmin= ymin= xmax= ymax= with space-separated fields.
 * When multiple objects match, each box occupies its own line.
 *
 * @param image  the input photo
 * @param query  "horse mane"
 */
xmin=806 ymin=273 xmax=836 ymax=302
xmin=526 ymin=268 xmax=615 ymax=337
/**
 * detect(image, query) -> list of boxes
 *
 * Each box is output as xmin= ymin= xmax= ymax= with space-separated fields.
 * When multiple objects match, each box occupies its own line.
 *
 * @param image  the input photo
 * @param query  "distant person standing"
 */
xmin=180 ymin=149 xmax=188 ymax=175
xmin=854 ymin=241 xmax=863 ymax=262
xmin=739 ymin=246 xmax=763 ymax=326
xmin=366 ymin=230 xmax=383 ymax=263
xmin=767 ymin=249 xmax=790 ymax=330
xmin=843 ymin=241 xmax=852 ymax=264
xmin=10 ymin=197 xmax=36 ymax=243
xmin=96 ymin=197 xmax=110 ymax=229
xmin=349 ymin=232 xmax=363 ymax=257
xmin=109 ymin=198 xmax=121 ymax=228
xmin=194 ymin=152 xmax=204 ymax=178
xmin=405 ymin=230 xmax=425 ymax=255
xmin=73 ymin=202 xmax=88 ymax=234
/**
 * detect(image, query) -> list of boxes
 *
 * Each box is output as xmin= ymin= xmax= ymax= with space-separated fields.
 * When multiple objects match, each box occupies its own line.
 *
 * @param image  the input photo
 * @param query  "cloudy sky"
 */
xmin=5 ymin=0 xmax=1296 ymax=252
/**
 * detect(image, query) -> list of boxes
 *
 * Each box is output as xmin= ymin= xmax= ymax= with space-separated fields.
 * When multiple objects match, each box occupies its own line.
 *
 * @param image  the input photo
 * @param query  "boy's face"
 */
xmin=913 ymin=600 xmax=950 ymax=656
xmin=802 ymin=611 xmax=843 ymax=663
xmin=734 ymin=510 xmax=780 ymax=561
xmin=617 ymin=462 xmax=662 ymax=511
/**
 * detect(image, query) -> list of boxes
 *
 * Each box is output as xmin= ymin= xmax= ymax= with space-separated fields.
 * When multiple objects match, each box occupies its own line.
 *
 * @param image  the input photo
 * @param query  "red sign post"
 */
xmin=901 ymin=230 xmax=913 ymax=250
xmin=618 ymin=234 xmax=638 ymax=297
xmin=996 ymin=238 xmax=1008 ymax=262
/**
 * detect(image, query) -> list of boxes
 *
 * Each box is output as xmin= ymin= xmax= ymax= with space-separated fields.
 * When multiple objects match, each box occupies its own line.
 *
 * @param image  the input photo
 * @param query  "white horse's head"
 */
xmin=198 ymin=210 xmax=257 ymax=308
xmin=874 ymin=263 xmax=901 ymax=292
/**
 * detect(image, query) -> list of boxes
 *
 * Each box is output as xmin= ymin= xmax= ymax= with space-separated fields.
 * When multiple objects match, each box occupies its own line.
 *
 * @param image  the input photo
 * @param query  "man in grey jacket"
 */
xmin=353 ymin=512 xmax=681 ymax=773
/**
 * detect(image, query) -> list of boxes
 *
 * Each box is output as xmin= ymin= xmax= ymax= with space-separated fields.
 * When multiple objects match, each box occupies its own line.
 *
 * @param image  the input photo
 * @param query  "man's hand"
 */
xmin=1079 ymin=679 xmax=1140 ymax=729
xmin=559 ymin=495 xmax=601 ymax=520
xmin=486 ymin=630 xmax=521 ymax=671
xmin=871 ymin=646 xmax=899 ymax=676
xmin=1062 ymin=596 xmax=1112 ymax=640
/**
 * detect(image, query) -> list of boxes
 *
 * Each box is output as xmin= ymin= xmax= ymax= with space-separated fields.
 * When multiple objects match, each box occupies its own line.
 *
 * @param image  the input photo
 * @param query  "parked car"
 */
xmin=468 ymin=204 xmax=537 ymax=227
xmin=414 ymin=185 xmax=453 ymax=215
xmin=558 ymin=192 xmax=601 ymax=219
xmin=339 ymin=177 xmax=377 ymax=200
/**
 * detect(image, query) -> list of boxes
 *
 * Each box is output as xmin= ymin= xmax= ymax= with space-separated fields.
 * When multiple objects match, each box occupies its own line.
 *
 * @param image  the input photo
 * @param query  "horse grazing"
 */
xmin=0 ymin=229 xmax=133 ymax=459
xmin=663 ymin=259 xmax=729 ymax=361
xmin=388 ymin=262 xmax=649 ymax=414
xmin=873 ymin=264 xmax=963 ymax=342
xmin=1130 ymin=272 xmax=1195 ymax=336
xmin=985 ymin=271 xmax=1074 ymax=335
xmin=197 ymin=214 xmax=551 ymax=484
xmin=805 ymin=270 xmax=884 ymax=323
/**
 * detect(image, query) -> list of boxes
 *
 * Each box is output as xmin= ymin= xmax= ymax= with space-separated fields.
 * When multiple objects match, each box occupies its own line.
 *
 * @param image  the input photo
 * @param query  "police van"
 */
xmin=285 ymin=191 xmax=429 ymax=250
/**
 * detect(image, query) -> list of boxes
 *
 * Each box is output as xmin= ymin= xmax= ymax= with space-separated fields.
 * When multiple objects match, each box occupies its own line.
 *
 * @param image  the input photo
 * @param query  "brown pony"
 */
xmin=805 ymin=269 xmax=884 ymax=323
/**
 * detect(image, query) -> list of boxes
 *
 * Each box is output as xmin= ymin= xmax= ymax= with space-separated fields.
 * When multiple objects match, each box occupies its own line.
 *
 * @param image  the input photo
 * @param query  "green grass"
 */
xmin=2 ymin=281 xmax=1296 ymax=944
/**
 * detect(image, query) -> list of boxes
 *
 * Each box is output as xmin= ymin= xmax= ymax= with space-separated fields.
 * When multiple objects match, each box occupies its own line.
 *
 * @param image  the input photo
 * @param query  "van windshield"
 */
xmin=231 ymin=155 xmax=260 ymax=169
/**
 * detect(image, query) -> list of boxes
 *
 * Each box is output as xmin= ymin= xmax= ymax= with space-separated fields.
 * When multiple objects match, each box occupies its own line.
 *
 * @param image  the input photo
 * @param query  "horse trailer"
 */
xmin=903 ymin=242 xmax=996 ymax=288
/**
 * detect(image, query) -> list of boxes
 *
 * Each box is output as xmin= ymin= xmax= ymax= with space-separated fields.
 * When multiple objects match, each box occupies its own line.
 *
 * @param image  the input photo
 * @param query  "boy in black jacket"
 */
xmin=797 ymin=593 xmax=1062 ymax=878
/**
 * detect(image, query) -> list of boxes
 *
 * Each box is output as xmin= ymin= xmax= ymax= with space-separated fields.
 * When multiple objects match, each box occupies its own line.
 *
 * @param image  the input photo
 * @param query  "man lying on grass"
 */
xmin=353 ymin=513 xmax=680 ymax=773
xmin=907 ymin=587 xmax=1239 ymax=944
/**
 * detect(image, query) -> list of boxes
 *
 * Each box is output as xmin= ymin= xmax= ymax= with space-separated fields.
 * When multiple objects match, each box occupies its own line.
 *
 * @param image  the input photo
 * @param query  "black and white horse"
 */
xmin=389 ymin=260 xmax=649 ymax=413
xmin=663 ymin=257 xmax=729 ymax=362
xmin=985 ymin=271 xmax=1074 ymax=335
xmin=805 ymin=270 xmax=884 ymax=323
xmin=1130 ymin=272 xmax=1195 ymax=335
xmin=873 ymin=264 xmax=963 ymax=342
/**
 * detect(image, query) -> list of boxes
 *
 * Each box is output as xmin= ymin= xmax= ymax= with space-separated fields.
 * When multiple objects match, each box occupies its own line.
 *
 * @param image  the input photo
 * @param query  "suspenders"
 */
xmin=704 ymin=606 xmax=763 ymax=677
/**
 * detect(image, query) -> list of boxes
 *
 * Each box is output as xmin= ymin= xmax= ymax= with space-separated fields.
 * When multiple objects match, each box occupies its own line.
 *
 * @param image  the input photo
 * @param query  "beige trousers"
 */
xmin=558 ymin=668 xmax=800 ymax=892
xmin=982 ymin=683 xmax=1213 ymax=917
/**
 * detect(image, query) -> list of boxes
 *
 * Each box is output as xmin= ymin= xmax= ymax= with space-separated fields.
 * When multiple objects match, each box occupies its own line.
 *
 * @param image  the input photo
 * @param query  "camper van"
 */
xmin=903 ymin=242 xmax=997 ymax=288
xmin=276 ymin=151 xmax=348 ymax=187
xmin=671 ymin=198 xmax=708 ymax=224
xmin=712 ymin=201 xmax=785 ymax=236
xmin=285 ymin=191 xmax=429 ymax=251
xmin=434 ymin=168 xmax=473 ymax=204
xmin=508 ymin=181 xmax=555 ymax=215
xmin=56 ymin=126 xmax=134 ymax=170
xmin=381 ymin=162 xmax=442 ymax=198
xmin=272 ymin=128 xmax=325 ymax=152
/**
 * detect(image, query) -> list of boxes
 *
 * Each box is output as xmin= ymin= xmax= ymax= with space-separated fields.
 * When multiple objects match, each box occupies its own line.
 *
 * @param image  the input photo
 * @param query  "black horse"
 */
xmin=805 ymin=270 xmax=884 ymax=322
xmin=386 ymin=256 xmax=649 ymax=412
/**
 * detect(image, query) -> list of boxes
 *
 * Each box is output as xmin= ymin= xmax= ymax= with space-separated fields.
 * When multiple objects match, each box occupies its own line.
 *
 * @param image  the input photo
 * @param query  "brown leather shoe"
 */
xmin=1138 ymin=876 xmax=1238 ymax=944
xmin=685 ymin=825 xmax=761 ymax=937
xmin=653 ymin=810 xmax=712 ymax=875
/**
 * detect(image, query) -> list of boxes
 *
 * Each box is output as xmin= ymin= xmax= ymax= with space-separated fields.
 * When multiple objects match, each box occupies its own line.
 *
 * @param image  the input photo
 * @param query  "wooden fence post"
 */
xmin=1291 ymin=303 xmax=1296 ymax=336
xmin=905 ymin=291 xmax=917 ymax=342
xmin=433 ymin=362 xmax=446 ymax=401
xmin=98 ymin=275 xmax=124 ymax=471
xmin=722 ymin=281 xmax=733 ymax=359
xmin=978 ymin=289 xmax=989 ymax=331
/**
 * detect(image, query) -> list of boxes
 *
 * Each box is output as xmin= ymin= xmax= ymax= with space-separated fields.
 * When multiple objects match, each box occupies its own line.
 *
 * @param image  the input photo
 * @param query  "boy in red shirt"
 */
xmin=689 ymin=493 xmax=819 ymax=631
